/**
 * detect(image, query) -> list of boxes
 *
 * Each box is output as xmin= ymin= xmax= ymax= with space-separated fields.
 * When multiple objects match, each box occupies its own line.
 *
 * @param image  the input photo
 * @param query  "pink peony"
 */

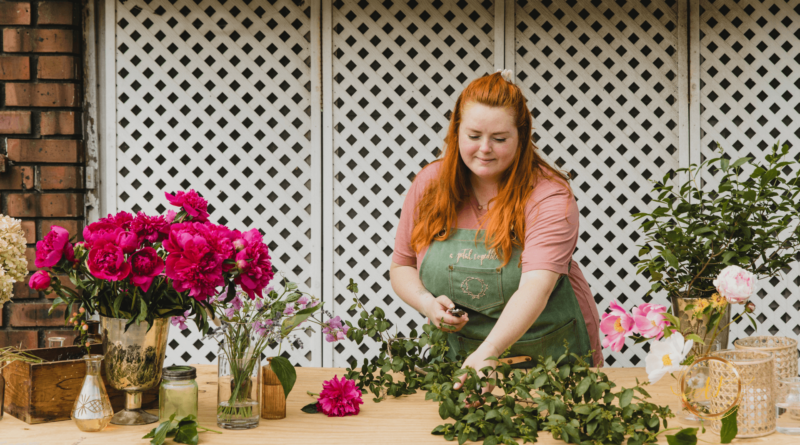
xmin=165 ymin=190 xmax=209 ymax=222
xmin=29 ymin=270 xmax=51 ymax=290
xmin=35 ymin=225 xmax=75 ymax=268
xmin=315 ymin=375 xmax=363 ymax=417
xmin=131 ymin=212 xmax=170 ymax=243
xmin=166 ymin=210 xmax=177 ymax=223
xmin=233 ymin=229 xmax=274 ymax=300
xmin=87 ymin=240 xmax=131 ymax=281
xmin=713 ymin=266 xmax=758 ymax=304
xmin=600 ymin=301 xmax=635 ymax=352
xmin=163 ymin=222 xmax=234 ymax=301
xmin=130 ymin=247 xmax=165 ymax=292
xmin=82 ymin=221 xmax=124 ymax=249
xmin=116 ymin=231 xmax=140 ymax=254
xmin=101 ymin=211 xmax=135 ymax=230
xmin=632 ymin=303 xmax=670 ymax=340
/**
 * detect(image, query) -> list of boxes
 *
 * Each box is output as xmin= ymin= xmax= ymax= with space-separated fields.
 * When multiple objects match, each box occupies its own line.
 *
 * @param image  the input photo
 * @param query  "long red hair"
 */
xmin=410 ymin=71 xmax=572 ymax=267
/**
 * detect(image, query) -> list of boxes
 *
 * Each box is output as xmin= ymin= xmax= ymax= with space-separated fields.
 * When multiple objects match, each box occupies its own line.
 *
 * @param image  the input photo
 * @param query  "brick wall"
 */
xmin=0 ymin=1 xmax=83 ymax=349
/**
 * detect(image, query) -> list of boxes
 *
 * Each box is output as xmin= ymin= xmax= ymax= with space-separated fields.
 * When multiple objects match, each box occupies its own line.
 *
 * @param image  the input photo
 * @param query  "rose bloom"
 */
xmin=165 ymin=190 xmax=209 ymax=222
xmin=28 ymin=270 xmax=51 ymax=290
xmin=130 ymin=247 xmax=165 ymax=292
xmin=315 ymin=375 xmax=363 ymax=417
xmin=713 ymin=265 xmax=758 ymax=304
xmin=87 ymin=240 xmax=131 ymax=281
xmin=35 ymin=225 xmax=75 ymax=268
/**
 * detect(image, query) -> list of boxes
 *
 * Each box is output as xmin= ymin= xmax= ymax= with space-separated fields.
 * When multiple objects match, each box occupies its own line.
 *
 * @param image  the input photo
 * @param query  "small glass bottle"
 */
xmin=159 ymin=366 xmax=199 ymax=422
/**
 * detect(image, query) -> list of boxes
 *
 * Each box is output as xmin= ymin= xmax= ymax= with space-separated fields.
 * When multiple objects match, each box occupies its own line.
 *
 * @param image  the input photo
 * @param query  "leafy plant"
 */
xmin=142 ymin=414 xmax=221 ymax=445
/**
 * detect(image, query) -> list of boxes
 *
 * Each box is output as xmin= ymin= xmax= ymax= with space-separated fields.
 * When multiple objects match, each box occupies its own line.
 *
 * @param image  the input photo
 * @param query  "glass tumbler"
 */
xmin=776 ymin=377 xmax=800 ymax=435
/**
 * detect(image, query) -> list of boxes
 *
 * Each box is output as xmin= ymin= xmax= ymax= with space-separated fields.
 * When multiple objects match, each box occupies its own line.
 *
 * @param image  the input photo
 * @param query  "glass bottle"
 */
xmin=71 ymin=354 xmax=114 ymax=432
xmin=159 ymin=366 xmax=199 ymax=422
xmin=48 ymin=336 xmax=66 ymax=348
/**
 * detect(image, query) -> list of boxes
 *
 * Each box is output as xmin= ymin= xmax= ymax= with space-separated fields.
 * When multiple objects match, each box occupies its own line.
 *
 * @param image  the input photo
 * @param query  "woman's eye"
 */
xmin=468 ymin=135 xmax=479 ymax=140
xmin=468 ymin=136 xmax=506 ymax=142
xmin=494 ymin=138 xmax=506 ymax=142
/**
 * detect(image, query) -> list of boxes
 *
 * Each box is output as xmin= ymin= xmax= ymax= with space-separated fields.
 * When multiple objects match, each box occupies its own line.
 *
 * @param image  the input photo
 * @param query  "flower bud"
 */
xmin=73 ymin=320 xmax=79 ymax=326
xmin=79 ymin=307 xmax=85 ymax=314
xmin=72 ymin=312 xmax=78 ymax=317
xmin=237 ymin=259 xmax=248 ymax=270
xmin=745 ymin=302 xmax=756 ymax=313
xmin=233 ymin=239 xmax=246 ymax=251
xmin=82 ymin=324 xmax=88 ymax=331
xmin=86 ymin=341 xmax=91 ymax=348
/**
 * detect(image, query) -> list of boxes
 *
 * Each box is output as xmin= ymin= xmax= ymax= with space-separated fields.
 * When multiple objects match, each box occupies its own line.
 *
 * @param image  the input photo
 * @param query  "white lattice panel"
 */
xmin=330 ymin=0 xmax=497 ymax=367
xmin=699 ymin=0 xmax=800 ymax=354
xmin=115 ymin=0 xmax=319 ymax=367
xmin=515 ymin=0 xmax=682 ymax=367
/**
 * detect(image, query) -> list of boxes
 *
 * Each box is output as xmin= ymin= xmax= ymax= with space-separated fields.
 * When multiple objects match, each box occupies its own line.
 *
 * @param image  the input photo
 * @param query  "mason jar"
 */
xmin=159 ymin=366 xmax=198 ymax=422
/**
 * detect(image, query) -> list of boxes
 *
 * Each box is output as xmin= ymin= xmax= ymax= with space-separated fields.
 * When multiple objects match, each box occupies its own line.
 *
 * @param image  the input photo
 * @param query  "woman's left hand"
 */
xmin=453 ymin=341 xmax=500 ymax=407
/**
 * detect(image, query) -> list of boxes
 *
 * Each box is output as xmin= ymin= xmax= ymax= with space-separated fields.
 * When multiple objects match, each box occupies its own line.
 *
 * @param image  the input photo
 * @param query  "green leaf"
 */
xmin=745 ymin=313 xmax=758 ymax=333
xmin=666 ymin=427 xmax=698 ymax=445
xmin=731 ymin=156 xmax=750 ymax=169
xmin=720 ymin=406 xmax=738 ymax=443
xmin=301 ymin=402 xmax=319 ymax=414
xmin=685 ymin=334 xmax=704 ymax=345
xmin=662 ymin=249 xmax=679 ymax=269
xmin=269 ymin=356 xmax=297 ymax=399
xmin=482 ymin=436 xmax=498 ymax=445
xmin=575 ymin=377 xmax=592 ymax=397
xmin=619 ymin=388 xmax=633 ymax=407
xmin=173 ymin=423 xmax=199 ymax=445
xmin=143 ymin=414 xmax=176 ymax=445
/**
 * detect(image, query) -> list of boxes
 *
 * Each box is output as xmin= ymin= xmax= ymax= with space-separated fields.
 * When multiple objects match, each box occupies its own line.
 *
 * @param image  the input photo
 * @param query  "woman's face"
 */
xmin=458 ymin=102 xmax=519 ymax=184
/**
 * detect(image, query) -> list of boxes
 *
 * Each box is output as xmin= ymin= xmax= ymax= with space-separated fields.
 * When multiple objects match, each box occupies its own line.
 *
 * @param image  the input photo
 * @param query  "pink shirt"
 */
xmin=392 ymin=162 xmax=603 ymax=366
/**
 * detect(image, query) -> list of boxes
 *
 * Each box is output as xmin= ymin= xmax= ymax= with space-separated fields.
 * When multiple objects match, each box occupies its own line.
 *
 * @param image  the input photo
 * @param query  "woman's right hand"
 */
xmin=422 ymin=295 xmax=469 ymax=333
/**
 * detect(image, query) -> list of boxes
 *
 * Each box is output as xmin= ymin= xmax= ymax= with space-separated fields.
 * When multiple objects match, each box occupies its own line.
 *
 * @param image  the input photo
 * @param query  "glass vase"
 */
xmin=71 ymin=355 xmax=114 ymax=432
xmin=677 ymin=338 xmax=722 ymax=423
xmin=217 ymin=324 xmax=261 ymax=429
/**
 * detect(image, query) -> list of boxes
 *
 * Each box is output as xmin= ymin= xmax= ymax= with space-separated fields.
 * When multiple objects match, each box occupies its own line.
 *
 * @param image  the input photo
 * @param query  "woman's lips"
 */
xmin=476 ymin=158 xmax=494 ymax=165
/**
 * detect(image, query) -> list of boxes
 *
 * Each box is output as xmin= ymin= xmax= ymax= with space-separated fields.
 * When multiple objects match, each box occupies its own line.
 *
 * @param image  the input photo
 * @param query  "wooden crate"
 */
xmin=2 ymin=344 xmax=159 ymax=424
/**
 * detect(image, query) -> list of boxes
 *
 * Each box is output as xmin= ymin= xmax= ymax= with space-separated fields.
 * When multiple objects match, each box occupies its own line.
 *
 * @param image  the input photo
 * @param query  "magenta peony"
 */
xmin=130 ymin=247 xmax=165 ymax=292
xmin=82 ymin=221 xmax=124 ymax=249
xmin=28 ymin=270 xmax=51 ymax=290
xmin=163 ymin=222 xmax=234 ymax=301
xmin=600 ymin=301 xmax=635 ymax=352
xmin=101 ymin=211 xmax=135 ymax=230
xmin=35 ymin=225 xmax=75 ymax=268
xmin=315 ymin=375 xmax=363 ymax=417
xmin=713 ymin=265 xmax=758 ymax=304
xmin=165 ymin=190 xmax=209 ymax=222
xmin=233 ymin=229 xmax=274 ymax=299
xmin=116 ymin=231 xmax=140 ymax=254
xmin=131 ymin=212 xmax=171 ymax=242
xmin=87 ymin=240 xmax=131 ymax=281
xmin=632 ymin=303 xmax=670 ymax=340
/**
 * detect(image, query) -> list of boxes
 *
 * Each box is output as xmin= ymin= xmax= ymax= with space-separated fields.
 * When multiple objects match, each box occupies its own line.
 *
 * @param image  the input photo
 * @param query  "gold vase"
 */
xmin=71 ymin=354 xmax=114 ymax=432
xmin=670 ymin=294 xmax=731 ymax=356
xmin=261 ymin=357 xmax=287 ymax=419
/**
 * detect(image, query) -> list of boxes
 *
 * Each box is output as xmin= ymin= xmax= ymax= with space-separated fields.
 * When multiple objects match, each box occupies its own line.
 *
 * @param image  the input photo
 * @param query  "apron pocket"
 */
xmin=509 ymin=318 xmax=579 ymax=363
xmin=447 ymin=265 xmax=504 ymax=313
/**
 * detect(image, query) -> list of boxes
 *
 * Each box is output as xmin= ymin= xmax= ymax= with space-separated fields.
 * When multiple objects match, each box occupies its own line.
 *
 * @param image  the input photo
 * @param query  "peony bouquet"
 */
xmin=0 ymin=215 xmax=29 ymax=308
xmin=32 ymin=190 xmax=274 ymax=336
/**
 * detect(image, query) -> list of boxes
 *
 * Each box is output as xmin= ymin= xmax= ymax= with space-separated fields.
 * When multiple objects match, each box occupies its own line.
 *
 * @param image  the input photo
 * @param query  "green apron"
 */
xmin=419 ymin=229 xmax=593 ymax=368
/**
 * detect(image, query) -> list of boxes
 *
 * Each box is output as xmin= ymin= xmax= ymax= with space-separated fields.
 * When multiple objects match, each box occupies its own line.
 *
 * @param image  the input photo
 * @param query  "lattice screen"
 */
xmin=115 ymin=0 xmax=319 ymax=367
xmin=699 ymin=0 xmax=800 ymax=352
xmin=330 ymin=0 xmax=497 ymax=367
xmin=515 ymin=0 xmax=681 ymax=367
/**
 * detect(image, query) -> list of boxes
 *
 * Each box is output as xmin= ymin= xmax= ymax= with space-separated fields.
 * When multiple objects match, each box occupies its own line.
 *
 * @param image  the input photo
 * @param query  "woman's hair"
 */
xmin=410 ymin=71 xmax=572 ymax=267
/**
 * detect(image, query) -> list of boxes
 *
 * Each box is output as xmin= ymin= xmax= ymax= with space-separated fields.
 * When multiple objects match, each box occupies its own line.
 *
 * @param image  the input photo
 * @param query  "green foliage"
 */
xmin=633 ymin=142 xmax=800 ymax=300
xmin=719 ymin=406 xmax=738 ymax=444
xmin=269 ymin=356 xmax=297 ymax=398
xmin=142 ymin=414 xmax=221 ymax=445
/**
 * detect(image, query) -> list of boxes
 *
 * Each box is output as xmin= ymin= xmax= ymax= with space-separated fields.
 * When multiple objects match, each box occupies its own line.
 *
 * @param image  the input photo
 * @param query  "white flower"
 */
xmin=713 ymin=265 xmax=758 ymax=304
xmin=0 ymin=215 xmax=28 ymax=307
xmin=645 ymin=332 xmax=694 ymax=384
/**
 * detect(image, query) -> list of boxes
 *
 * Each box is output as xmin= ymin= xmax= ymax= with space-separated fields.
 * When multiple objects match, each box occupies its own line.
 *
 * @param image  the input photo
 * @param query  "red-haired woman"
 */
xmin=391 ymin=70 xmax=603 ymax=390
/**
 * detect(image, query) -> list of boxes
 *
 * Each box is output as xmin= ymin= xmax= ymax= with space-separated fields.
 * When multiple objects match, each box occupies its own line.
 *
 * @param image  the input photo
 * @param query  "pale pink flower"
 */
xmin=713 ymin=266 xmax=758 ymax=304
xmin=284 ymin=306 xmax=296 ymax=316
xmin=632 ymin=303 xmax=670 ymax=340
xmin=600 ymin=301 xmax=635 ymax=352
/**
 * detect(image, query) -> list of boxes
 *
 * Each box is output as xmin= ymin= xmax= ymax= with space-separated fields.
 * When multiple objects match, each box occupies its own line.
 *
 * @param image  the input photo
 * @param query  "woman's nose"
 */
xmin=479 ymin=138 xmax=493 ymax=153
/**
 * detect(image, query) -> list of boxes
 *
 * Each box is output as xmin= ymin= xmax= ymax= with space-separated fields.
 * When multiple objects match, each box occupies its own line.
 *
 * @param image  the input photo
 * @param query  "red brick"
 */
xmin=0 ymin=56 xmax=30 ymax=79
xmin=36 ymin=55 xmax=75 ymax=79
xmin=0 ymin=3 xmax=31 ymax=25
xmin=0 ymin=166 xmax=34 ymax=190
xmin=41 ymin=219 xmax=78 ymax=240
xmin=37 ymin=1 xmax=72 ymax=25
xmin=40 ymin=111 xmax=76 ymax=135
xmin=7 ymin=139 xmax=82 ymax=163
xmin=0 ymin=330 xmax=37 ymax=348
xmin=3 ymin=29 xmax=75 ymax=53
xmin=6 ymin=193 xmax=84 ymax=217
xmin=12 ymin=280 xmax=38 ymax=299
xmin=8 ymin=302 xmax=69 ymax=327
xmin=44 ymin=329 xmax=77 ymax=346
xmin=5 ymin=83 xmax=78 ymax=107
xmin=20 ymin=220 xmax=35 ymax=243
xmin=25 ymin=246 xmax=36 ymax=271
xmin=40 ymin=165 xmax=81 ymax=189
xmin=0 ymin=111 xmax=31 ymax=134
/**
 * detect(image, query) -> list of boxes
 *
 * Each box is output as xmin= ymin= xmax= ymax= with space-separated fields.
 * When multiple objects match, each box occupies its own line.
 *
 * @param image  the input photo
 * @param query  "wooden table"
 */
xmin=1 ymin=365 xmax=791 ymax=444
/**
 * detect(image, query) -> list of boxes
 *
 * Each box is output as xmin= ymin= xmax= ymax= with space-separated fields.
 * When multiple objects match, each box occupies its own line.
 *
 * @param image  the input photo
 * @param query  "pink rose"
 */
xmin=82 ymin=222 xmax=124 ymax=249
xmin=116 ymin=231 xmax=140 ymax=254
xmin=600 ymin=301 xmax=635 ymax=352
xmin=713 ymin=266 xmax=758 ymax=304
xmin=29 ymin=270 xmax=51 ymax=290
xmin=165 ymin=190 xmax=209 ymax=222
xmin=131 ymin=212 xmax=170 ymax=243
xmin=233 ymin=229 xmax=274 ymax=300
xmin=130 ymin=247 xmax=165 ymax=292
xmin=35 ymin=225 xmax=74 ymax=268
xmin=87 ymin=240 xmax=131 ymax=281
xmin=632 ymin=303 xmax=670 ymax=340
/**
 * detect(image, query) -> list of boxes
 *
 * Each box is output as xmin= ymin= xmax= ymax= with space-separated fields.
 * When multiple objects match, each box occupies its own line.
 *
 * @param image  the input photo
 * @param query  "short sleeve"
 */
xmin=392 ymin=163 xmax=440 ymax=267
xmin=520 ymin=182 xmax=580 ymax=274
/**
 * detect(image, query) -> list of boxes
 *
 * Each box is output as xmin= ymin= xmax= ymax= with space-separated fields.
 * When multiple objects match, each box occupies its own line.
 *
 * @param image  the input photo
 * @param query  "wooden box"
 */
xmin=2 ymin=344 xmax=159 ymax=424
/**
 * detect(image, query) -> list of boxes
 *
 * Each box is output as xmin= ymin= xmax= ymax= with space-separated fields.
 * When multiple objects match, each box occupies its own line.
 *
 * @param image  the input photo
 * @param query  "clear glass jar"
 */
xmin=217 ymin=323 xmax=261 ymax=429
xmin=159 ymin=366 xmax=198 ymax=423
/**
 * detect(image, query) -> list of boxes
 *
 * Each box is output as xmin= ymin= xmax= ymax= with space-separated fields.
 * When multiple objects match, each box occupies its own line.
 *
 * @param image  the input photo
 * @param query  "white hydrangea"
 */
xmin=0 ymin=215 xmax=29 ymax=307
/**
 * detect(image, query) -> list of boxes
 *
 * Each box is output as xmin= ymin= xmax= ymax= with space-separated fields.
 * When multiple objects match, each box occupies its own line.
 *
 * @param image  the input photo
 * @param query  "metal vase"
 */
xmin=101 ymin=316 xmax=170 ymax=425
xmin=671 ymin=294 xmax=731 ymax=357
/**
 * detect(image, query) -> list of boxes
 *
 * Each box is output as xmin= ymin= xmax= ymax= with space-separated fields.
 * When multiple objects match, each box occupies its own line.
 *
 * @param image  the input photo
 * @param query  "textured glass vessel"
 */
xmin=159 ymin=366 xmax=198 ymax=422
xmin=71 ymin=355 xmax=114 ymax=432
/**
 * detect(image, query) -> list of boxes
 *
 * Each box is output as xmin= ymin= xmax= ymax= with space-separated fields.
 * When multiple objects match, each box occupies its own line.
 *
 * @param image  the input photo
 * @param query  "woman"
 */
xmin=390 ymin=70 xmax=603 ymax=390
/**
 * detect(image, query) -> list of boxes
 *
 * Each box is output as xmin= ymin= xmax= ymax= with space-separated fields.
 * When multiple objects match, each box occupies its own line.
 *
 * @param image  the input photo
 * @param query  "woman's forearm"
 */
xmin=482 ymin=270 xmax=560 ymax=355
xmin=389 ymin=262 xmax=435 ymax=316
